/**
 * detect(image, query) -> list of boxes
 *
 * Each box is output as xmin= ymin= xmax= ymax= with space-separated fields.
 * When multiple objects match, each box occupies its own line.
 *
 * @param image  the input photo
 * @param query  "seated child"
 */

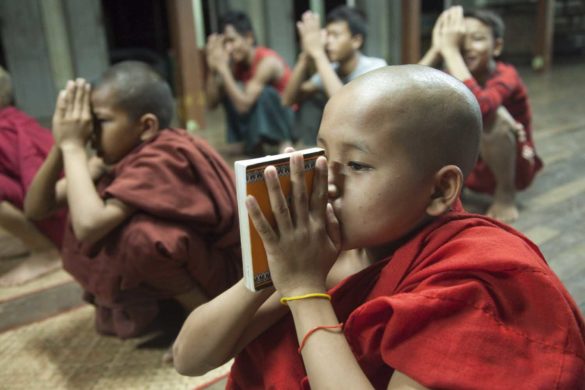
xmin=419 ymin=6 xmax=543 ymax=222
xmin=0 ymin=65 xmax=67 ymax=286
xmin=282 ymin=6 xmax=387 ymax=146
xmin=25 ymin=61 xmax=242 ymax=340
xmin=172 ymin=65 xmax=585 ymax=388
xmin=205 ymin=10 xmax=294 ymax=156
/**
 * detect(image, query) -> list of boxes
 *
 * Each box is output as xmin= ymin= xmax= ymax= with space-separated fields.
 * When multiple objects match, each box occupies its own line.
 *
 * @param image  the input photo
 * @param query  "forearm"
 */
xmin=418 ymin=47 xmax=442 ymax=67
xmin=441 ymin=48 xmax=472 ymax=81
xmin=24 ymin=145 xmax=65 ymax=220
xmin=173 ymin=280 xmax=276 ymax=376
xmin=205 ymin=71 xmax=222 ymax=109
xmin=288 ymin=298 xmax=373 ymax=389
xmin=217 ymin=66 xmax=255 ymax=114
xmin=282 ymin=55 xmax=310 ymax=106
xmin=312 ymin=51 xmax=343 ymax=97
xmin=61 ymin=144 xmax=107 ymax=240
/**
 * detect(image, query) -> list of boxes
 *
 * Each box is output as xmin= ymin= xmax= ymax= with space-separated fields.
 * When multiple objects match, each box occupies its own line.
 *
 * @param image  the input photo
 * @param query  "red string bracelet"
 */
xmin=297 ymin=323 xmax=344 ymax=354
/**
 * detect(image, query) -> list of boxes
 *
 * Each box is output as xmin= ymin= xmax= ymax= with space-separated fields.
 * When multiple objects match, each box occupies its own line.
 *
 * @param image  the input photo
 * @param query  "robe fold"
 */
xmin=0 ymin=107 xmax=66 ymax=247
xmin=228 ymin=210 xmax=585 ymax=389
xmin=61 ymin=129 xmax=242 ymax=338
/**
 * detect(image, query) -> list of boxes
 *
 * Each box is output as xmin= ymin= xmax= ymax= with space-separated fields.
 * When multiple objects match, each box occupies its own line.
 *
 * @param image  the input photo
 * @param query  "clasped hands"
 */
xmin=52 ymin=79 xmax=93 ymax=150
xmin=297 ymin=11 xmax=327 ymax=60
xmin=431 ymin=6 xmax=467 ymax=57
xmin=206 ymin=34 xmax=230 ymax=72
xmin=246 ymin=152 xmax=341 ymax=297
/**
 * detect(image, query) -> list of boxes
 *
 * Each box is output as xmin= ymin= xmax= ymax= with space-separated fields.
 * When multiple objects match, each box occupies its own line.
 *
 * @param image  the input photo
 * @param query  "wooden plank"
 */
xmin=401 ymin=0 xmax=421 ymax=64
xmin=533 ymin=0 xmax=555 ymax=72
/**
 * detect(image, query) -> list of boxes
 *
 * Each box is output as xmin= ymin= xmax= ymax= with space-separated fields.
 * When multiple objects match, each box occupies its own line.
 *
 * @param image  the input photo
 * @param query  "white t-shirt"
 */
xmin=310 ymin=53 xmax=388 ymax=88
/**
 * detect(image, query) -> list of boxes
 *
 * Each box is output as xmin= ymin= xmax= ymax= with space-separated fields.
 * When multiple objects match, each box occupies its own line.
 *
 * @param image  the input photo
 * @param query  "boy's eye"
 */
xmin=347 ymin=161 xmax=372 ymax=172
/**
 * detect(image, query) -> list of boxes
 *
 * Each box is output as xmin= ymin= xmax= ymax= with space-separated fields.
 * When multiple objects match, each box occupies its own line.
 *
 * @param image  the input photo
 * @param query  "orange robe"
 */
xmin=61 ymin=129 xmax=242 ymax=338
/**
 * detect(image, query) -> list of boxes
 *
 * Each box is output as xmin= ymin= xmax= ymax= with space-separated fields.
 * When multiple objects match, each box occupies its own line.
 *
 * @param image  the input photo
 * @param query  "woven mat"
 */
xmin=0 ymin=305 xmax=232 ymax=390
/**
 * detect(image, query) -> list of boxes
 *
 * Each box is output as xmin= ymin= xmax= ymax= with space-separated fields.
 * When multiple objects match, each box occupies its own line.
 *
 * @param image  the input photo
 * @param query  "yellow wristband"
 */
xmin=280 ymin=293 xmax=331 ymax=305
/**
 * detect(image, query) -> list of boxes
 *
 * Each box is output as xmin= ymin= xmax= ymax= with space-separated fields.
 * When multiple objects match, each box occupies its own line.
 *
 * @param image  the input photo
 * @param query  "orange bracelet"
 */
xmin=297 ymin=323 xmax=344 ymax=354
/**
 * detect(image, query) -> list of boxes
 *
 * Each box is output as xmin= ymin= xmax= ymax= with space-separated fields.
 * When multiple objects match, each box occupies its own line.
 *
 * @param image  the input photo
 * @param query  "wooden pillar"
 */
xmin=401 ymin=0 xmax=421 ymax=64
xmin=167 ymin=0 xmax=206 ymax=131
xmin=533 ymin=0 xmax=555 ymax=72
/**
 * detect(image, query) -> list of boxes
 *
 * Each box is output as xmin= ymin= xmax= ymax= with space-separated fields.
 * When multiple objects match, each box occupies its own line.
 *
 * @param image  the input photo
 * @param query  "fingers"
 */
xmin=72 ymin=79 xmax=86 ymax=118
xmin=264 ymin=166 xmax=294 ymax=232
xmin=246 ymin=196 xmax=278 ymax=246
xmin=81 ymin=83 xmax=91 ymax=121
xmin=290 ymin=152 xmax=309 ymax=225
xmin=325 ymin=202 xmax=341 ymax=249
xmin=55 ymin=89 xmax=68 ymax=119
xmin=310 ymin=156 xmax=329 ymax=219
xmin=64 ymin=80 xmax=75 ymax=117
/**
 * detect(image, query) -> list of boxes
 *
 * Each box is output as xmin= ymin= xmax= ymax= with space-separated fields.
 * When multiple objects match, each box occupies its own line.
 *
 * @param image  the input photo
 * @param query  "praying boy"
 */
xmin=205 ymin=10 xmax=294 ymax=156
xmin=420 ymin=6 xmax=543 ymax=222
xmin=25 ymin=61 xmax=242 ymax=340
xmin=173 ymin=65 xmax=584 ymax=388
xmin=282 ymin=6 xmax=387 ymax=146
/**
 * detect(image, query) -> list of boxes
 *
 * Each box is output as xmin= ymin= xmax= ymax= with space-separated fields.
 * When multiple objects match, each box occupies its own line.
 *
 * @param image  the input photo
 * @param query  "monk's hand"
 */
xmin=487 ymin=106 xmax=527 ymax=142
xmin=246 ymin=153 xmax=341 ymax=297
xmin=437 ymin=6 xmax=465 ymax=54
xmin=206 ymin=34 xmax=229 ymax=71
xmin=53 ymin=79 xmax=93 ymax=149
xmin=297 ymin=11 xmax=325 ymax=60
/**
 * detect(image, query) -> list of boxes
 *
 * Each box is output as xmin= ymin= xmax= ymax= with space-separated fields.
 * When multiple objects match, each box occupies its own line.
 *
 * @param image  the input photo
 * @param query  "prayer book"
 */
xmin=235 ymin=147 xmax=325 ymax=291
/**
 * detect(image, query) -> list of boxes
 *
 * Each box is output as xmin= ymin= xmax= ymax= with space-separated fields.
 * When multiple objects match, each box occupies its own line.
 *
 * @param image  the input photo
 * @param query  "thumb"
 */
xmin=325 ymin=203 xmax=341 ymax=250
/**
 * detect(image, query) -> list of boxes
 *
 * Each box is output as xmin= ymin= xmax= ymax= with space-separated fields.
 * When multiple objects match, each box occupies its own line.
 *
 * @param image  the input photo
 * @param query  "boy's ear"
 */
xmin=493 ymin=37 xmax=504 ymax=57
xmin=351 ymin=34 xmax=364 ymax=51
xmin=426 ymin=165 xmax=463 ymax=217
xmin=138 ymin=113 xmax=160 ymax=140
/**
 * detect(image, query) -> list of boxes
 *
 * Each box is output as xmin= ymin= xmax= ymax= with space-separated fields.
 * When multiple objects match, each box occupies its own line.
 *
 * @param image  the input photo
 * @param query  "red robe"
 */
xmin=0 ymin=106 xmax=67 ymax=247
xmin=228 ymin=210 xmax=585 ymax=389
xmin=61 ymin=129 xmax=242 ymax=338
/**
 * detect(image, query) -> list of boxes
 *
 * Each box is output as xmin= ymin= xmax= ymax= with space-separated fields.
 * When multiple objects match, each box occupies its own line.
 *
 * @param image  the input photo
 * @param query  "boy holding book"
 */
xmin=25 ymin=61 xmax=242 ymax=341
xmin=419 ymin=6 xmax=543 ymax=222
xmin=173 ymin=65 xmax=584 ymax=388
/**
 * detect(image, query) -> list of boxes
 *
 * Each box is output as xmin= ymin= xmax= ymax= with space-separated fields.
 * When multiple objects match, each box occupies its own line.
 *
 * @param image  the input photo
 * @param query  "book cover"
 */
xmin=235 ymin=147 xmax=325 ymax=292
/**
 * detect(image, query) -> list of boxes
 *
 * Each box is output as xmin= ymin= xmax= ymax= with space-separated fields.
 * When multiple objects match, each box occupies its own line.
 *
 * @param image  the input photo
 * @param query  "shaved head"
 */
xmin=325 ymin=65 xmax=482 ymax=178
xmin=94 ymin=61 xmax=174 ymax=128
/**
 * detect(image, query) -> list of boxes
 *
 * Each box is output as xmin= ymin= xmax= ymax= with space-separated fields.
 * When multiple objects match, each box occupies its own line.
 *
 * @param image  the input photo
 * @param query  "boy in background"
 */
xmin=25 ymin=62 xmax=242 ymax=346
xmin=0 ymin=66 xmax=69 ymax=286
xmin=420 ymin=6 xmax=543 ymax=222
xmin=205 ymin=10 xmax=294 ymax=156
xmin=173 ymin=66 xmax=584 ymax=388
xmin=282 ymin=6 xmax=387 ymax=146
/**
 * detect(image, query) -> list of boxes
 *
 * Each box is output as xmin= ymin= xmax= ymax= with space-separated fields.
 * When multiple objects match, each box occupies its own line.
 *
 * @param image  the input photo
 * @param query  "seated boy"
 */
xmin=205 ymin=10 xmax=294 ymax=156
xmin=172 ymin=66 xmax=585 ymax=388
xmin=419 ymin=6 xmax=543 ymax=222
xmin=25 ymin=61 xmax=242 ymax=341
xmin=282 ymin=6 xmax=387 ymax=146
xmin=0 ymin=65 xmax=68 ymax=286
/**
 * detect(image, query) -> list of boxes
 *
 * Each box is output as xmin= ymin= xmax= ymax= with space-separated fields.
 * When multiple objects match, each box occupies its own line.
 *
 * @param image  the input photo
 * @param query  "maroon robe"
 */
xmin=228 ymin=209 xmax=585 ymax=389
xmin=61 ymin=129 xmax=242 ymax=338
xmin=0 ymin=106 xmax=66 ymax=247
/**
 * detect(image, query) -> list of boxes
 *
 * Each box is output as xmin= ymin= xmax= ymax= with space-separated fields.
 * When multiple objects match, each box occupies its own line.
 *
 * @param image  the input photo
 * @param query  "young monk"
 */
xmin=419 ymin=6 xmax=543 ymax=222
xmin=205 ymin=10 xmax=294 ymax=156
xmin=282 ymin=6 xmax=387 ymax=146
xmin=0 ymin=65 xmax=69 ymax=286
xmin=173 ymin=65 xmax=585 ymax=388
xmin=25 ymin=61 xmax=242 ymax=342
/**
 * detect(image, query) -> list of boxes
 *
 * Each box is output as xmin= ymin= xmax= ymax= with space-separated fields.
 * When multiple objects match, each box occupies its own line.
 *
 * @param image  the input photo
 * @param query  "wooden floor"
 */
xmin=0 ymin=58 xmax=584 ymax=389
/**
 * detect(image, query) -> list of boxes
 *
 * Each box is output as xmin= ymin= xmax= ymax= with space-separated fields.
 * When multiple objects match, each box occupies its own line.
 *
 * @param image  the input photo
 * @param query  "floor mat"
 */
xmin=0 ymin=305 xmax=232 ymax=389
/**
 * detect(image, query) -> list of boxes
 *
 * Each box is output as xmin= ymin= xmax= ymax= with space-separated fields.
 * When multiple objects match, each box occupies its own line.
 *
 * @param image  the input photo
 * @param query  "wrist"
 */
xmin=60 ymin=141 xmax=87 ymax=154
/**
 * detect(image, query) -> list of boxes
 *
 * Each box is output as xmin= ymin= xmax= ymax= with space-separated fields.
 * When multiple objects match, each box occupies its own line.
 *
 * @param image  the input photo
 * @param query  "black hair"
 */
xmin=219 ymin=10 xmax=255 ymax=42
xmin=95 ymin=61 xmax=174 ymax=129
xmin=463 ymin=9 xmax=505 ymax=40
xmin=326 ymin=6 xmax=368 ymax=42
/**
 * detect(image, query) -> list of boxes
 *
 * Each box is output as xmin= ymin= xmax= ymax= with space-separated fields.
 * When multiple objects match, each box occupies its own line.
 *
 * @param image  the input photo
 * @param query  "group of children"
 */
xmin=1 ymin=4 xmax=583 ymax=388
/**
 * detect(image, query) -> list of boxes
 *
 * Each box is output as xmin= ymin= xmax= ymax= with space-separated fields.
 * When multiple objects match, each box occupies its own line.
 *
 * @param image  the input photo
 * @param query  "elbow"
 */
xmin=71 ymin=220 xmax=97 ymax=244
xmin=23 ymin=202 xmax=50 ymax=221
xmin=173 ymin=341 xmax=222 ymax=377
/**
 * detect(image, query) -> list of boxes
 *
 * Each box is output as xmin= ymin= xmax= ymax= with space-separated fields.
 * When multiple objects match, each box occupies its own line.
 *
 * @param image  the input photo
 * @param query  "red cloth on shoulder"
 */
xmin=233 ymin=46 xmax=291 ymax=94
xmin=0 ymin=106 xmax=67 ymax=247
xmin=228 ymin=211 xmax=585 ymax=389
xmin=463 ymin=62 xmax=543 ymax=194
xmin=61 ymin=129 xmax=242 ymax=338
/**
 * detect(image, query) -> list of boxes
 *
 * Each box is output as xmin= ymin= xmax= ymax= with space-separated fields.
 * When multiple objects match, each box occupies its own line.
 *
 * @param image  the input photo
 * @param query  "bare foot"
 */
xmin=162 ymin=345 xmax=174 ymax=364
xmin=486 ymin=201 xmax=519 ymax=223
xmin=0 ymin=249 xmax=61 ymax=287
